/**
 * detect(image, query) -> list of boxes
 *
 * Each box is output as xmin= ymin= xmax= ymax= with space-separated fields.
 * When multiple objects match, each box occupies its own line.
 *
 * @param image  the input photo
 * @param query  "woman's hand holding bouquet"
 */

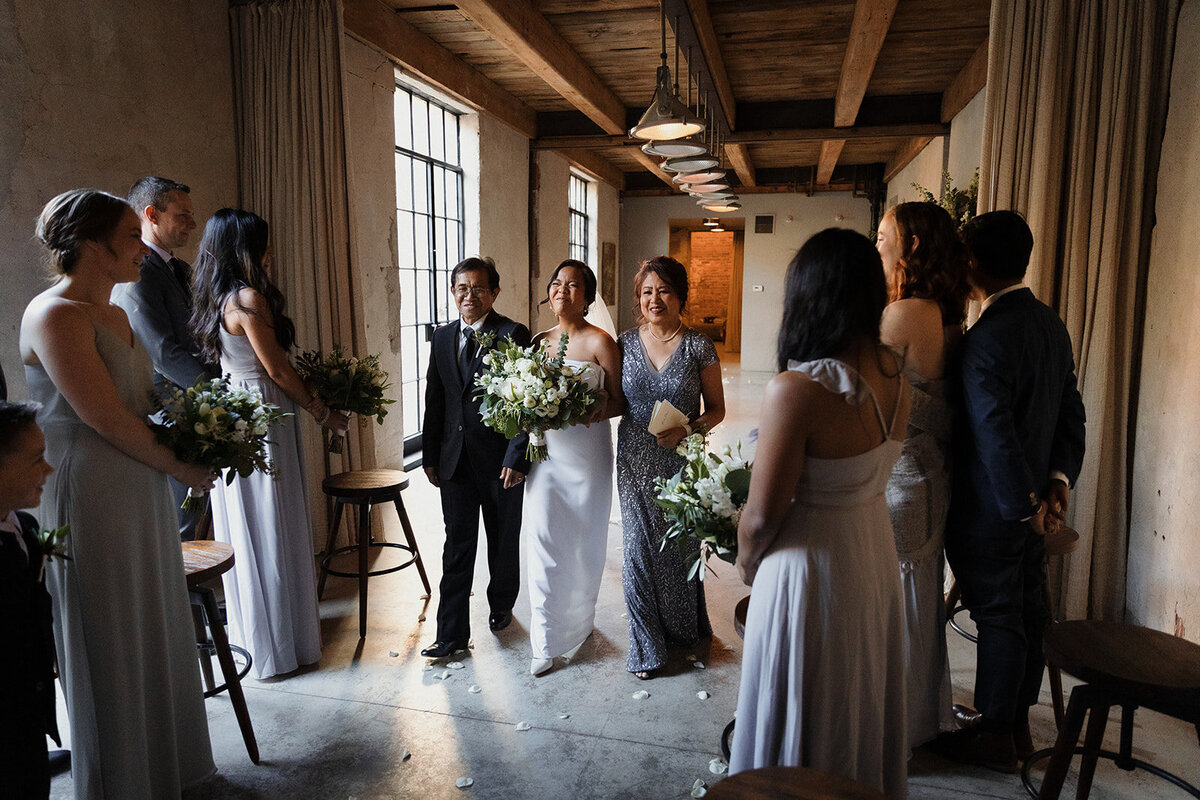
xmin=295 ymin=347 xmax=394 ymax=454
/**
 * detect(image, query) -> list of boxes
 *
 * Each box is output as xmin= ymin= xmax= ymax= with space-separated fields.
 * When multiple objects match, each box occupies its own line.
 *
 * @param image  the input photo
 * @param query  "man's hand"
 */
xmin=1029 ymin=500 xmax=1048 ymax=537
xmin=501 ymin=467 xmax=525 ymax=490
xmin=423 ymin=465 xmax=440 ymax=488
xmin=1045 ymin=479 xmax=1070 ymax=525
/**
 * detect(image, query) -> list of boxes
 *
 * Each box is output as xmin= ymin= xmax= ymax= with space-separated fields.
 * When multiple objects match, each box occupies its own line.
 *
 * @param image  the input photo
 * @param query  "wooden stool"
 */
xmin=720 ymin=595 xmax=752 ymax=759
xmin=317 ymin=469 xmax=431 ymax=639
xmin=945 ymin=526 xmax=1080 ymax=727
xmin=1025 ymin=620 xmax=1200 ymax=799
xmin=706 ymin=765 xmax=889 ymax=799
xmin=182 ymin=541 xmax=260 ymax=764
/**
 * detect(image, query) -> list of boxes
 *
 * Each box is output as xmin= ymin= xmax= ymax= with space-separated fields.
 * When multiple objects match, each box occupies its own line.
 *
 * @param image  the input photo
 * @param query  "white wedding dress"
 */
xmin=522 ymin=360 xmax=613 ymax=669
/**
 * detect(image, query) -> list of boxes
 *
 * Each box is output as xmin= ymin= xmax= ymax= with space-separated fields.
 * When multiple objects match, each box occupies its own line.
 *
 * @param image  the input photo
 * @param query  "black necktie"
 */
xmin=168 ymin=257 xmax=192 ymax=308
xmin=459 ymin=328 xmax=477 ymax=379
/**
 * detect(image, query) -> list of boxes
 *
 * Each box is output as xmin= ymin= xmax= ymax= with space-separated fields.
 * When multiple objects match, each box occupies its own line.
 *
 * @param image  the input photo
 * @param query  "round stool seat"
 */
xmin=706 ymin=766 xmax=888 ymax=800
xmin=182 ymin=540 xmax=235 ymax=585
xmin=1045 ymin=620 xmax=1200 ymax=700
xmin=1044 ymin=526 xmax=1080 ymax=557
xmin=322 ymin=468 xmax=408 ymax=498
xmin=734 ymin=595 xmax=750 ymax=640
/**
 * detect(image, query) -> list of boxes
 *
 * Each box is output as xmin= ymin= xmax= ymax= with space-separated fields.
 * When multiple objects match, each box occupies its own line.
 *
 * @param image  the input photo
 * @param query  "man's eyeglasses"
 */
xmin=453 ymin=285 xmax=492 ymax=298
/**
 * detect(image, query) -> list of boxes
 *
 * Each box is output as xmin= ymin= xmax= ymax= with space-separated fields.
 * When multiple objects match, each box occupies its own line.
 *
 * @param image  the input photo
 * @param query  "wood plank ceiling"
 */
xmin=344 ymin=0 xmax=989 ymax=198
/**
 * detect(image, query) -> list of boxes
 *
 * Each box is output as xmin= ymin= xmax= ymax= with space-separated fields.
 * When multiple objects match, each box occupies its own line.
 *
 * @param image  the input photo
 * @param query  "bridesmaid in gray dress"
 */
xmin=20 ymin=190 xmax=216 ymax=799
xmin=617 ymin=256 xmax=725 ymax=679
xmin=876 ymin=202 xmax=970 ymax=746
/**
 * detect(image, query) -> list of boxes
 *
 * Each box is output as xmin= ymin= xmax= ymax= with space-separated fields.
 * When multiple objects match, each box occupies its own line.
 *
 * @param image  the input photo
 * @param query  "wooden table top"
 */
xmin=322 ymin=468 xmax=409 ymax=497
xmin=706 ymin=766 xmax=889 ymax=800
xmin=181 ymin=540 xmax=235 ymax=586
xmin=734 ymin=595 xmax=750 ymax=640
xmin=1044 ymin=620 xmax=1200 ymax=698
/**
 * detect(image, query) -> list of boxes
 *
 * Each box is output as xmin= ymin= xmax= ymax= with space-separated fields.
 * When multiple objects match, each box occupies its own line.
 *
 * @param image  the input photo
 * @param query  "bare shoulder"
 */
xmin=883 ymin=297 xmax=941 ymax=327
xmin=532 ymin=326 xmax=559 ymax=347
xmin=765 ymin=369 xmax=826 ymax=408
xmin=234 ymin=286 xmax=266 ymax=311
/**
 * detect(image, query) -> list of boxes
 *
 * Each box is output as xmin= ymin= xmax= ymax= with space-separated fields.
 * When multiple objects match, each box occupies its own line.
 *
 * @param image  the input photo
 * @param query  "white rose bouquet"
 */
xmin=654 ymin=434 xmax=752 ymax=580
xmin=151 ymin=376 xmax=289 ymax=511
xmin=473 ymin=331 xmax=598 ymax=462
xmin=295 ymin=347 xmax=395 ymax=453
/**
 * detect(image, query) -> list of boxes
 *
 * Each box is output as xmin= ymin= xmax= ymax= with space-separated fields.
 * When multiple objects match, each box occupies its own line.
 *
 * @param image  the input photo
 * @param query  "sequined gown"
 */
xmin=730 ymin=359 xmax=908 ymax=800
xmin=616 ymin=328 xmax=718 ymax=673
xmin=27 ymin=324 xmax=214 ymax=800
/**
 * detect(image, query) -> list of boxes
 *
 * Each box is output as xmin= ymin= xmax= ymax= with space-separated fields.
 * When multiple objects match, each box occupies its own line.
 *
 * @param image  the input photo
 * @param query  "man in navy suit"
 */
xmin=112 ymin=177 xmax=216 ymax=539
xmin=420 ymin=257 xmax=530 ymax=658
xmin=938 ymin=211 xmax=1086 ymax=772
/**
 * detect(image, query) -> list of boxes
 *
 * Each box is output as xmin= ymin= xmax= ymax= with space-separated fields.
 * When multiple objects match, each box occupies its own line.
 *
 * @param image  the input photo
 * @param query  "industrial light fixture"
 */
xmin=673 ymin=168 xmax=727 ymax=184
xmin=685 ymin=182 xmax=731 ymax=194
xmin=702 ymin=200 xmax=742 ymax=213
xmin=629 ymin=7 xmax=703 ymax=141
xmin=661 ymin=153 xmax=719 ymax=173
xmin=702 ymin=217 xmax=720 ymax=227
xmin=710 ymin=225 xmax=726 ymax=232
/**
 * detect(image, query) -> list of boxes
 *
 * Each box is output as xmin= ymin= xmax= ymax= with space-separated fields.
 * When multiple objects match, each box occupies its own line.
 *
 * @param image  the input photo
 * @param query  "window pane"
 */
xmin=430 ymin=107 xmax=445 ymax=162
xmin=412 ymin=164 xmax=429 ymax=214
xmin=402 ymin=380 xmax=419 ymax=437
xmin=395 ymin=94 xmax=412 ymax=151
xmin=413 ymin=219 xmax=429 ymax=271
xmin=395 ymin=155 xmax=413 ymax=211
xmin=412 ymin=96 xmax=429 ymax=155
xmin=399 ymin=269 xmax=417 ymax=326
xmin=396 ymin=210 xmax=415 ymax=268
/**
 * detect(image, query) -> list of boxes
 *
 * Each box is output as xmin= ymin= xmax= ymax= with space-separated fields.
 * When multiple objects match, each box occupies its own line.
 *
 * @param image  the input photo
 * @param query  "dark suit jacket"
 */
xmin=423 ymin=310 xmax=532 ymax=481
xmin=0 ymin=511 xmax=60 ymax=745
xmin=951 ymin=288 xmax=1086 ymax=531
xmin=112 ymin=250 xmax=214 ymax=396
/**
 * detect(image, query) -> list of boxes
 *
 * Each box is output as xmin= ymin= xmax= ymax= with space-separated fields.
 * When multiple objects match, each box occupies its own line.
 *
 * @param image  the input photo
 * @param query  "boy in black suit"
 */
xmin=937 ymin=211 xmax=1087 ymax=772
xmin=0 ymin=402 xmax=59 ymax=799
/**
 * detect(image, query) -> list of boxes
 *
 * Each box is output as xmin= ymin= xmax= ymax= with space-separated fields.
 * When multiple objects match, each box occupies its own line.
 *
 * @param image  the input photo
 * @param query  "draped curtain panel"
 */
xmin=230 ymin=0 xmax=373 ymax=536
xmin=979 ymin=0 xmax=1180 ymax=620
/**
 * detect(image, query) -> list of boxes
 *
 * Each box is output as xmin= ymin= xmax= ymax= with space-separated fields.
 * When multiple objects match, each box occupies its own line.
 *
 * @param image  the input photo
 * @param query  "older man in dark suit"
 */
xmin=420 ymin=257 xmax=531 ymax=659
xmin=937 ymin=211 xmax=1087 ymax=772
xmin=112 ymin=176 xmax=216 ymax=539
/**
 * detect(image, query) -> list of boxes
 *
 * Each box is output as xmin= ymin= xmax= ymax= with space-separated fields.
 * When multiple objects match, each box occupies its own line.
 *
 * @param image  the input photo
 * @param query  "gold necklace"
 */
xmin=647 ymin=321 xmax=683 ymax=342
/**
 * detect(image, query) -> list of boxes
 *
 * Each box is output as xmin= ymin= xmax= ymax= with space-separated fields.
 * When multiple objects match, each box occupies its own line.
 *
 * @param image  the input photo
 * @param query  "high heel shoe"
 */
xmin=561 ymin=640 xmax=585 ymax=664
xmin=530 ymin=657 xmax=554 ymax=676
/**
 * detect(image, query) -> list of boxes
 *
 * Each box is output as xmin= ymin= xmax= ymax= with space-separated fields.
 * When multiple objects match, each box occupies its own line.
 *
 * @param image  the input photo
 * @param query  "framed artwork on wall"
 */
xmin=601 ymin=241 xmax=616 ymax=305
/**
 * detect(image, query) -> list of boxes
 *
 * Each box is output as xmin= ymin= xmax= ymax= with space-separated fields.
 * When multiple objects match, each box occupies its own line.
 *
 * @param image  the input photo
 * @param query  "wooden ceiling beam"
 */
xmin=834 ymin=0 xmax=900 ymax=127
xmin=941 ymin=37 xmax=988 ymax=122
xmin=623 ymin=184 xmax=858 ymax=197
xmin=343 ymin=0 xmax=536 ymax=139
xmin=725 ymin=143 xmax=756 ymax=188
xmin=884 ymin=136 xmax=934 ymax=183
xmin=558 ymin=150 xmax=624 ymax=190
xmin=533 ymin=122 xmax=950 ymax=150
xmin=816 ymin=140 xmax=846 ymax=185
xmin=680 ymin=0 xmax=736 ymax=129
xmin=454 ymin=0 xmax=627 ymax=135
xmin=630 ymin=150 xmax=679 ymax=189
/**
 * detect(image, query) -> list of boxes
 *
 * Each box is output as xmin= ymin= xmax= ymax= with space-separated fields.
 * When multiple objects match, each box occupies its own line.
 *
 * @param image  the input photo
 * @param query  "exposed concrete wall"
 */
xmin=886 ymin=89 xmax=986 ymax=209
xmin=0 ymin=0 xmax=237 ymax=399
xmin=1127 ymin=0 xmax=1200 ymax=642
xmin=472 ymin=114 xmax=530 ymax=327
xmin=620 ymin=193 xmax=873 ymax=373
xmin=532 ymin=151 xmax=572 ymax=332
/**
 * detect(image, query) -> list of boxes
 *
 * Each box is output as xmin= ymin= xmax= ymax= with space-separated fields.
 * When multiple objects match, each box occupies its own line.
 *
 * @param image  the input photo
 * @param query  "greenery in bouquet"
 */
xmin=36 ymin=524 xmax=71 ymax=581
xmin=295 ymin=346 xmax=394 ymax=453
xmin=473 ymin=332 xmax=598 ymax=462
xmin=151 ymin=376 xmax=289 ymax=510
xmin=655 ymin=434 xmax=752 ymax=581
xmin=912 ymin=167 xmax=980 ymax=229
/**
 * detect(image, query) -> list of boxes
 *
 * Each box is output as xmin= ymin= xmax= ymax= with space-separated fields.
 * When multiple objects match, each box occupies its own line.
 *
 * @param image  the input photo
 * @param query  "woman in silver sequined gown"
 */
xmin=616 ymin=256 xmax=724 ymax=678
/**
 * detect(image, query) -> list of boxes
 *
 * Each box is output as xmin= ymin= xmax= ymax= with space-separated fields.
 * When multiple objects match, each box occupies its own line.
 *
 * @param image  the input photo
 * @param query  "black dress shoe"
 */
xmin=953 ymin=703 xmax=983 ymax=729
xmin=1014 ymin=720 xmax=1035 ymax=760
xmin=488 ymin=611 xmax=512 ymax=631
xmin=930 ymin=727 xmax=1018 ymax=773
xmin=420 ymin=640 xmax=466 ymax=659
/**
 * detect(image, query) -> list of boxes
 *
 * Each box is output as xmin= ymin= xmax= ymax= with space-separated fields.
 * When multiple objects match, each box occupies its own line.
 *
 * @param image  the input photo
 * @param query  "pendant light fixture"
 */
xmin=701 ymin=200 xmax=742 ymax=213
xmin=703 ymin=217 xmax=720 ymax=227
xmin=629 ymin=6 xmax=704 ymax=141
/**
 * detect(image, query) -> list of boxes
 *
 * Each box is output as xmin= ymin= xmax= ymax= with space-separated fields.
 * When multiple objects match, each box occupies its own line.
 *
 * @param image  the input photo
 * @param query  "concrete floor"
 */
xmin=50 ymin=348 xmax=1199 ymax=799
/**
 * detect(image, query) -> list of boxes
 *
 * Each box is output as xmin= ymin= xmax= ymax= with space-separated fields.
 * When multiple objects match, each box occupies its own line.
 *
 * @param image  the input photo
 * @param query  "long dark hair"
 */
xmin=886 ymin=202 xmax=969 ymax=326
xmin=189 ymin=209 xmax=295 ymax=366
xmin=777 ymin=228 xmax=887 ymax=371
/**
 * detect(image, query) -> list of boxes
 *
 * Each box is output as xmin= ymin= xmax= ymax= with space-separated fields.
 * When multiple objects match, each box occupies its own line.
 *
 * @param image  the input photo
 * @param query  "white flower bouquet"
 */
xmin=151 ymin=376 xmax=289 ymax=510
xmin=295 ymin=347 xmax=394 ymax=453
xmin=654 ymin=434 xmax=752 ymax=580
xmin=473 ymin=332 xmax=598 ymax=462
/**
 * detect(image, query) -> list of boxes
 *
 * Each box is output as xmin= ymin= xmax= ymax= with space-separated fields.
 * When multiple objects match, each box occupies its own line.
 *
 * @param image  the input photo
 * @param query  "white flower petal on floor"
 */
xmin=447 ymin=661 xmax=465 ymax=670
xmin=697 ymin=691 xmax=710 ymax=700
xmin=693 ymin=661 xmax=706 ymax=669
xmin=455 ymin=777 xmax=473 ymax=789
xmin=437 ymin=671 xmax=452 ymax=680
xmin=400 ymin=748 xmax=411 ymax=762
xmin=708 ymin=758 xmax=728 ymax=775
xmin=388 ymin=651 xmax=398 ymax=658
xmin=690 ymin=779 xmax=708 ymax=797
xmin=558 ymin=713 xmax=570 ymax=719
xmin=632 ymin=690 xmax=650 ymax=700
xmin=468 ymin=684 xmax=482 ymax=694
xmin=515 ymin=721 xmax=532 ymax=731
xmin=422 ymin=664 xmax=433 ymax=672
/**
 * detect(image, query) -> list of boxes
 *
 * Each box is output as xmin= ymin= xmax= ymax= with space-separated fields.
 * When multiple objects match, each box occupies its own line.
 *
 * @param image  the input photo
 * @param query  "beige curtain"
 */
xmin=980 ymin=0 xmax=1179 ymax=620
xmin=230 ymin=0 xmax=372 ymax=538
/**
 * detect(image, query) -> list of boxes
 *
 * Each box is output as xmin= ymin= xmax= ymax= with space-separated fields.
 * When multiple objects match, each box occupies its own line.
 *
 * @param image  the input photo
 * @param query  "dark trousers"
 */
xmin=946 ymin=522 xmax=1049 ymax=734
xmin=0 ymin=723 xmax=50 ymax=799
xmin=435 ymin=458 xmax=524 ymax=642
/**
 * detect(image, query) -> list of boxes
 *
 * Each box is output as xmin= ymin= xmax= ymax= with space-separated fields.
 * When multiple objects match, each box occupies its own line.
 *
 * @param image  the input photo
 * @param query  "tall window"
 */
xmin=568 ymin=172 xmax=591 ymax=264
xmin=395 ymin=82 xmax=465 ymax=454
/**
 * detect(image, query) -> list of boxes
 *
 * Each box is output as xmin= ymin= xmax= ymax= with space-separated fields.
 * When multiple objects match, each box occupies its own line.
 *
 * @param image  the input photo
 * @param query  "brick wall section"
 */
xmin=687 ymin=231 xmax=734 ymax=322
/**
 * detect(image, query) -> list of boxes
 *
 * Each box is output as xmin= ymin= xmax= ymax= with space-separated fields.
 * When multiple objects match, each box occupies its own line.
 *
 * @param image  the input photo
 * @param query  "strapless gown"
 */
xmin=730 ymin=359 xmax=908 ymax=800
xmin=27 ymin=324 xmax=214 ymax=800
xmin=208 ymin=325 xmax=322 ymax=679
xmin=522 ymin=360 xmax=613 ymax=661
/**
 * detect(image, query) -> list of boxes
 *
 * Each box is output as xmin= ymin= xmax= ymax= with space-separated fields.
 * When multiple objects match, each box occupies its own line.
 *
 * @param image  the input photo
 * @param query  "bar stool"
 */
xmin=705 ymin=765 xmax=888 ymax=799
xmin=945 ymin=526 xmax=1080 ymax=727
xmin=720 ymin=595 xmax=752 ymax=759
xmin=1024 ymin=620 xmax=1200 ymax=799
xmin=317 ymin=468 xmax=431 ymax=638
xmin=182 ymin=541 xmax=259 ymax=764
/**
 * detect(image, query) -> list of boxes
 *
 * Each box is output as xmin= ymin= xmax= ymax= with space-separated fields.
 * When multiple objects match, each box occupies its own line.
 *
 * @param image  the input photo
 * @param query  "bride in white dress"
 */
xmin=523 ymin=260 xmax=624 ymax=676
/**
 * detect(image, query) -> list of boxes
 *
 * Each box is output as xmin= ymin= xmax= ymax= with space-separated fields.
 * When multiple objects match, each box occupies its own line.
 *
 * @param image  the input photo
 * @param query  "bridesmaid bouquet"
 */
xmin=473 ymin=332 xmax=597 ymax=462
xmin=295 ymin=347 xmax=394 ymax=453
xmin=151 ymin=376 xmax=289 ymax=511
xmin=36 ymin=524 xmax=71 ymax=582
xmin=654 ymin=434 xmax=752 ymax=580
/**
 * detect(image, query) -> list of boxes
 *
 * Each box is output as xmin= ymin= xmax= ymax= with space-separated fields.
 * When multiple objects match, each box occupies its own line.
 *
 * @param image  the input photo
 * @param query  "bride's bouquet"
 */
xmin=654 ymin=434 xmax=752 ymax=580
xmin=151 ymin=376 xmax=289 ymax=511
xmin=295 ymin=347 xmax=394 ymax=453
xmin=473 ymin=332 xmax=597 ymax=462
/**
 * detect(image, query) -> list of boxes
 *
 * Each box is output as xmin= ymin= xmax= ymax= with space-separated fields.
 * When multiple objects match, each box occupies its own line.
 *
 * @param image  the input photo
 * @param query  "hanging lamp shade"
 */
xmin=703 ymin=217 xmax=720 ymax=227
xmin=630 ymin=66 xmax=704 ymax=141
xmin=690 ymin=191 xmax=736 ymax=201
xmin=710 ymin=226 xmax=725 ymax=232
xmin=673 ymin=168 xmax=727 ymax=184
xmin=641 ymin=137 xmax=708 ymax=158
xmin=702 ymin=200 xmax=742 ymax=213
xmin=685 ymin=181 xmax=730 ymax=194
xmin=662 ymin=153 xmax=719 ymax=173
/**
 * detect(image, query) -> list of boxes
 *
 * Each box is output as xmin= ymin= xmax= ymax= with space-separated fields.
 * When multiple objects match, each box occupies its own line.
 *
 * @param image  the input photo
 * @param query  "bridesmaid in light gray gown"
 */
xmin=21 ymin=190 xmax=215 ymax=799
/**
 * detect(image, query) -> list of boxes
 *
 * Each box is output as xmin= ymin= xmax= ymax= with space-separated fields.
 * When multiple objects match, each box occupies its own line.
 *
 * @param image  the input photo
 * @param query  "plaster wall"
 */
xmin=1127 ymin=0 xmax=1200 ymax=642
xmin=886 ymin=89 xmax=986 ymax=209
xmin=471 ymin=113 xmax=530 ymax=327
xmin=0 ymin=0 xmax=237 ymax=399
xmin=620 ymin=193 xmax=872 ymax=373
